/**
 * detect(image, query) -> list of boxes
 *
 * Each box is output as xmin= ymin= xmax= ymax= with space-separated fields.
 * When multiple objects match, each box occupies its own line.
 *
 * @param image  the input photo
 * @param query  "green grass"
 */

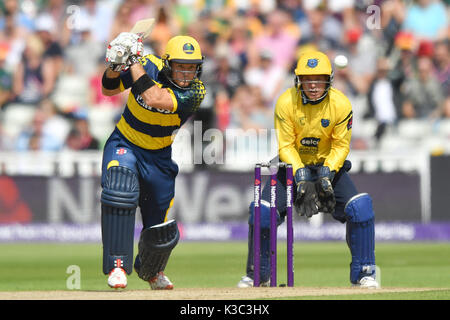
xmin=0 ymin=242 xmax=449 ymax=299
xmin=286 ymin=290 xmax=450 ymax=300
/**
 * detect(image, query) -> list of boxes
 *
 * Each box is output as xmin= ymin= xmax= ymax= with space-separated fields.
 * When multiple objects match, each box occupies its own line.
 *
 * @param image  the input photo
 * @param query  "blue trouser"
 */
xmin=101 ymin=128 xmax=179 ymax=274
xmin=101 ymin=129 xmax=179 ymax=227
xmin=247 ymin=158 xmax=376 ymax=284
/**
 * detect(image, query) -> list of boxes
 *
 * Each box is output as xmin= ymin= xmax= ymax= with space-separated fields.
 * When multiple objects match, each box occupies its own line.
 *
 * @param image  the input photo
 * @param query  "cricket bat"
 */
xmin=116 ymin=18 xmax=155 ymax=57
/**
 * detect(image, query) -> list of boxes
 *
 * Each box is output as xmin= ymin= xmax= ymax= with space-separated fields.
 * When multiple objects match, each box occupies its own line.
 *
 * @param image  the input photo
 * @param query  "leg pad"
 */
xmin=101 ymin=166 xmax=139 ymax=275
xmin=135 ymin=220 xmax=180 ymax=281
xmin=345 ymin=193 xmax=376 ymax=283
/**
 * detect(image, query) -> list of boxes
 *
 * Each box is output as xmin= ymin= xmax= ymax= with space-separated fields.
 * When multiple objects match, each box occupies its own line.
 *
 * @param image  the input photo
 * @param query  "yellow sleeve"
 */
xmin=324 ymin=103 xmax=352 ymax=172
xmin=274 ymin=91 xmax=304 ymax=174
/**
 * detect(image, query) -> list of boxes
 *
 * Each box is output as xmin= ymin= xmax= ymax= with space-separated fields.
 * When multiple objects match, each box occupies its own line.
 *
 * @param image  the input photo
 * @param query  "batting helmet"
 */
xmin=162 ymin=35 xmax=204 ymax=89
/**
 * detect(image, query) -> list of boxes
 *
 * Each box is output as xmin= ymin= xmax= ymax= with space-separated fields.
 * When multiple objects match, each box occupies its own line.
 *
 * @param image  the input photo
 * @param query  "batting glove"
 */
xmin=106 ymin=32 xmax=144 ymax=66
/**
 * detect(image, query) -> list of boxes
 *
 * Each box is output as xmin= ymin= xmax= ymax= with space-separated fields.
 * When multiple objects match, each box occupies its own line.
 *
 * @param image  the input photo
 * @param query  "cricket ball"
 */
xmin=334 ymin=55 xmax=348 ymax=68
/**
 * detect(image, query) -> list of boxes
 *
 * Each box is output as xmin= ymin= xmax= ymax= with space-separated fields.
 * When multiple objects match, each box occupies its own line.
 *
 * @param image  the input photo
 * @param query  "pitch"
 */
xmin=0 ymin=242 xmax=449 ymax=299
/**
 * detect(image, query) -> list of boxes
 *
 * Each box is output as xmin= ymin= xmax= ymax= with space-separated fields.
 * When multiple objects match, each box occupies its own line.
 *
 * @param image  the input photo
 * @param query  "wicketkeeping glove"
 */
xmin=294 ymin=168 xmax=320 ymax=218
xmin=315 ymin=166 xmax=336 ymax=213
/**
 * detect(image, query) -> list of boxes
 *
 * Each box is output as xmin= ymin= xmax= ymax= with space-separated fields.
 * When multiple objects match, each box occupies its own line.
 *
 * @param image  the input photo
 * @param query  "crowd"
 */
xmin=0 ymin=0 xmax=448 ymax=153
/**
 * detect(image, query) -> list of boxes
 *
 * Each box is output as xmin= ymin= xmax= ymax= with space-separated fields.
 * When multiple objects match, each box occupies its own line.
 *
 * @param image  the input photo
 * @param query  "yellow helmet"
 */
xmin=294 ymin=51 xmax=333 ymax=104
xmin=163 ymin=35 xmax=203 ymax=64
xmin=162 ymin=35 xmax=204 ymax=89
xmin=295 ymin=50 xmax=332 ymax=76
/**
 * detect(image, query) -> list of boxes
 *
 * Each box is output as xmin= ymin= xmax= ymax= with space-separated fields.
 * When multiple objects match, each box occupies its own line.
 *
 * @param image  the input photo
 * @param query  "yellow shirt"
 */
xmin=274 ymin=87 xmax=353 ymax=174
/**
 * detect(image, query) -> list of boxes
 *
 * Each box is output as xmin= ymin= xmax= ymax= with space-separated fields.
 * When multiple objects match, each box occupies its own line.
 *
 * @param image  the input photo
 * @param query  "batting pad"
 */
xmin=135 ymin=219 xmax=180 ymax=281
xmin=101 ymin=166 xmax=139 ymax=275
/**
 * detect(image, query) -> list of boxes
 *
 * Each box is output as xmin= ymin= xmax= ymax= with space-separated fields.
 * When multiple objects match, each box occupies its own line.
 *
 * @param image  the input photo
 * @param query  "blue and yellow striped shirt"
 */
xmin=116 ymin=54 xmax=206 ymax=150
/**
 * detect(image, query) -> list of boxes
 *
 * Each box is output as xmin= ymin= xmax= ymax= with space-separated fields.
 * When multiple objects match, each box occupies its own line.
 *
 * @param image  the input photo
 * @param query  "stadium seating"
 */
xmin=1 ymin=104 xmax=37 ymax=139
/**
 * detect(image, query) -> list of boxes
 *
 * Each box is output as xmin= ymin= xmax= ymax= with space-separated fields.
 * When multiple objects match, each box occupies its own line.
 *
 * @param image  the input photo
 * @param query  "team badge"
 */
xmin=183 ymin=43 xmax=195 ymax=54
xmin=307 ymin=58 xmax=318 ymax=68
xmin=321 ymin=119 xmax=330 ymax=128
xmin=116 ymin=148 xmax=127 ymax=155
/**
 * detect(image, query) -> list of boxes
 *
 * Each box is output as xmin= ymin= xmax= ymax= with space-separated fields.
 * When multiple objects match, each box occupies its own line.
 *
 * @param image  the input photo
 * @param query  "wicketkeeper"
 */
xmin=101 ymin=32 xmax=205 ymax=289
xmin=238 ymin=51 xmax=379 ymax=289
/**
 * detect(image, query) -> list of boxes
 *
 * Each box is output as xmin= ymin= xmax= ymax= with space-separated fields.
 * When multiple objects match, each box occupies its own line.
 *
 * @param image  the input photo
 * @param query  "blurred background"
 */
xmin=0 ymin=0 xmax=449 ymax=242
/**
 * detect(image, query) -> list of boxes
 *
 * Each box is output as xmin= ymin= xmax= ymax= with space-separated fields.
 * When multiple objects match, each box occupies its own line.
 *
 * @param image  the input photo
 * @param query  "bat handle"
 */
xmin=115 ymin=45 xmax=126 ymax=58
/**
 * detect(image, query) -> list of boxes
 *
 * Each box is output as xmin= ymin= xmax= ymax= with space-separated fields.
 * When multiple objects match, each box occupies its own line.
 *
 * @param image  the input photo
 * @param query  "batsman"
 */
xmin=100 ymin=31 xmax=205 ymax=289
xmin=238 ymin=51 xmax=379 ymax=289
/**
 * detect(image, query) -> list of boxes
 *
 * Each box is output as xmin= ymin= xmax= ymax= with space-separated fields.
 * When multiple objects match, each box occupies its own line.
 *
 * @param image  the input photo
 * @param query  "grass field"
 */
xmin=0 ymin=241 xmax=449 ymax=299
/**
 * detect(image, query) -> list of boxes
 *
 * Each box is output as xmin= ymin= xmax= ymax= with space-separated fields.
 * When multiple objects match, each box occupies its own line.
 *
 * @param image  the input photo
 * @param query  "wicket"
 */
xmin=253 ymin=162 xmax=294 ymax=287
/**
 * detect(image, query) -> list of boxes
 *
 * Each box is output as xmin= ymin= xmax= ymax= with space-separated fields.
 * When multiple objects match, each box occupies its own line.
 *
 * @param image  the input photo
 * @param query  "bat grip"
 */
xmin=115 ymin=45 xmax=126 ymax=58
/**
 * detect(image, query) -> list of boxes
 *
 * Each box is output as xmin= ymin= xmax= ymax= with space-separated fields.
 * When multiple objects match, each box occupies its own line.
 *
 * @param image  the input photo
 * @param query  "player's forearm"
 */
xmin=106 ymin=68 xmax=121 ymax=78
xmin=129 ymin=62 xmax=174 ymax=111
xmin=102 ymin=68 xmax=122 ymax=96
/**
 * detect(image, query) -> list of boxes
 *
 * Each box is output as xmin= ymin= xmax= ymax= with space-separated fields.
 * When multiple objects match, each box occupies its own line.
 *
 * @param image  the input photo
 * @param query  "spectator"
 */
xmin=210 ymin=42 xmax=244 ymax=101
xmin=43 ymin=0 xmax=67 ymax=31
xmin=0 ymin=0 xmax=34 ymax=33
xmin=402 ymin=0 xmax=447 ymax=42
xmin=0 ymin=0 xmax=445 ymax=155
xmin=402 ymin=56 xmax=445 ymax=119
xmin=64 ymin=17 xmax=104 ymax=78
xmin=72 ymin=0 xmax=116 ymax=45
xmin=108 ymin=2 xmax=136 ymax=42
xmin=433 ymin=39 xmax=450 ymax=118
xmin=278 ymin=0 xmax=307 ymax=24
xmin=244 ymin=49 xmax=286 ymax=109
xmin=0 ymin=8 xmax=27 ymax=72
xmin=416 ymin=40 xmax=434 ymax=58
xmin=65 ymin=114 xmax=99 ymax=151
xmin=15 ymin=108 xmax=62 ymax=151
xmin=228 ymin=85 xmax=273 ymax=131
xmin=38 ymin=99 xmax=71 ymax=146
xmin=389 ymin=31 xmax=417 ymax=115
xmin=34 ymin=13 xmax=64 ymax=80
xmin=228 ymin=17 xmax=252 ymax=69
xmin=0 ymin=121 xmax=13 ymax=150
xmin=443 ymin=97 xmax=450 ymax=118
xmin=432 ymin=39 xmax=449 ymax=98
xmin=215 ymin=89 xmax=231 ymax=131
xmin=335 ymin=27 xmax=378 ymax=99
xmin=247 ymin=9 xmax=299 ymax=72
xmin=381 ymin=0 xmax=406 ymax=54
xmin=12 ymin=35 xmax=57 ymax=105
xmin=298 ymin=6 xmax=343 ymax=52
xmin=149 ymin=6 xmax=179 ymax=57
xmin=367 ymin=57 xmax=397 ymax=141
xmin=0 ymin=42 xmax=13 ymax=108
xmin=129 ymin=0 xmax=159 ymax=26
